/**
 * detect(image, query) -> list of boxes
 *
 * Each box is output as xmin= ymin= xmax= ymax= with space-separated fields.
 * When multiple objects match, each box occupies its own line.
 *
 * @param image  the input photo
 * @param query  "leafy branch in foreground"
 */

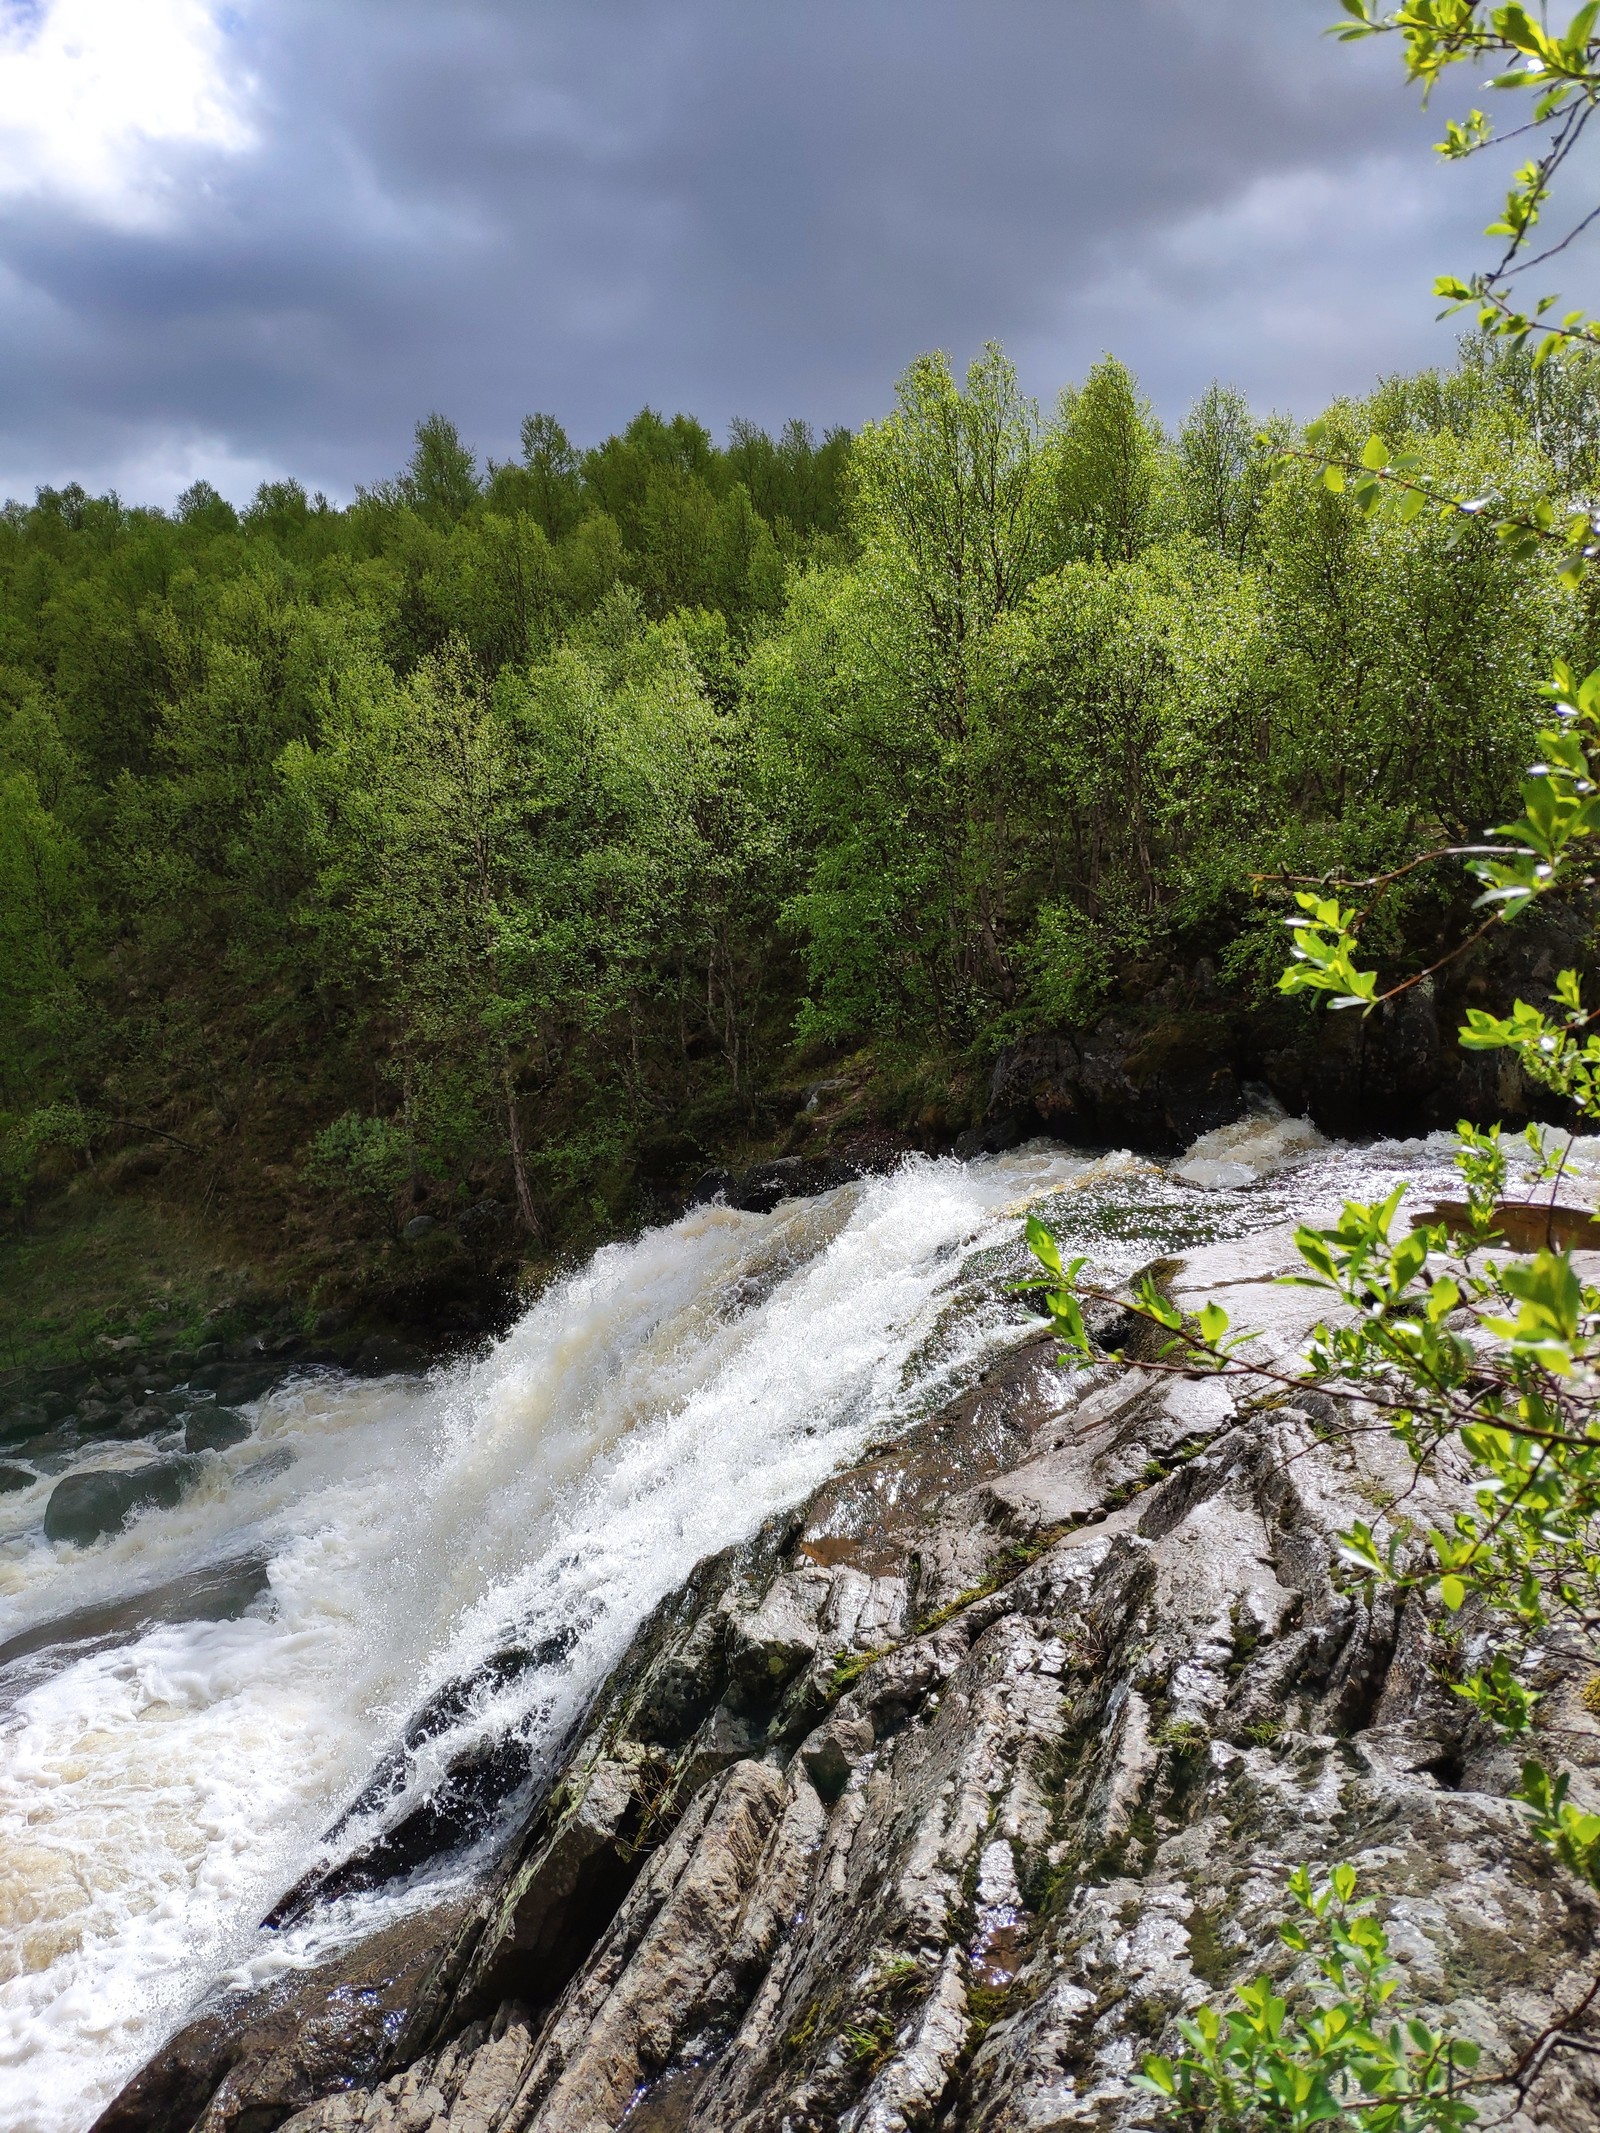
xmin=1335 ymin=5 xmax=1600 ymax=368
xmin=1018 ymin=12 xmax=1600 ymax=2123
xmin=1137 ymin=1867 xmax=1479 ymax=2133
xmin=1026 ymin=660 xmax=1600 ymax=2117
xmin=1289 ymin=9 xmax=1600 ymax=577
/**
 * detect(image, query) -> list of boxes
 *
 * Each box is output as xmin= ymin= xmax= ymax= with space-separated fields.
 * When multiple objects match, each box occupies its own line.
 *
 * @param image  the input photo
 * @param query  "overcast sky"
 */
xmin=0 ymin=0 xmax=1529 ymax=507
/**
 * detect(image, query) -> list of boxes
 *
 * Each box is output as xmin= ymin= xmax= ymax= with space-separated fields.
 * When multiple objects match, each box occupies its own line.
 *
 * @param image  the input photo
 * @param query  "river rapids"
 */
xmin=0 ymin=1119 xmax=1550 ymax=2130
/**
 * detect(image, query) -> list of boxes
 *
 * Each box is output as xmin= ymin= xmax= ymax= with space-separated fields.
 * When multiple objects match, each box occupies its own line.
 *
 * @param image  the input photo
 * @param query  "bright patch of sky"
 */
xmin=0 ymin=0 xmax=254 ymax=229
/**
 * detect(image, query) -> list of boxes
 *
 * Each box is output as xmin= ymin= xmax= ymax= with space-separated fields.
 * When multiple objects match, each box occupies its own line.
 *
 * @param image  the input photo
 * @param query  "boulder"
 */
xmin=0 ymin=1462 xmax=34 ymax=1494
xmin=0 ymin=1402 xmax=47 ymax=1443
xmin=44 ymin=1457 xmax=203 ymax=1547
xmin=183 ymin=1407 xmax=252 ymax=1454
xmin=401 ymin=1214 xmax=437 ymax=1242
xmin=357 ymin=1335 xmax=422 ymax=1375
xmin=458 ymin=1198 xmax=511 ymax=1245
xmin=113 ymin=1403 xmax=170 ymax=1440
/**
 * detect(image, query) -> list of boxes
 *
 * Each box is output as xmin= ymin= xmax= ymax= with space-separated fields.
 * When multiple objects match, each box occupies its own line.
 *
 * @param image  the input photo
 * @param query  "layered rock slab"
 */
xmin=102 ymin=1228 xmax=1600 ymax=2133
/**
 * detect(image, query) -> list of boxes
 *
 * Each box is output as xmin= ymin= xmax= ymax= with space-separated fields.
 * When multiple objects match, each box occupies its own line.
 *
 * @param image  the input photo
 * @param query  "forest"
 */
xmin=3 ymin=336 xmax=1597 ymax=1319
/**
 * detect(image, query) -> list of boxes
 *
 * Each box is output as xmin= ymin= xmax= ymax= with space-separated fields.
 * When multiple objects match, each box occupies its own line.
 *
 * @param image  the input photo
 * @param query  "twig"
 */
xmin=103 ymin=1119 xmax=203 ymax=1155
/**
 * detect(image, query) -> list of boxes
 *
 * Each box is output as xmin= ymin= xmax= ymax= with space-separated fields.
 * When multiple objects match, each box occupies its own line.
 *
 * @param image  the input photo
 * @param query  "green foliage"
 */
xmin=0 ymin=318 xmax=1590 ymax=1272
xmin=1138 ymin=1867 xmax=1479 ymax=2131
xmin=303 ymin=1111 xmax=413 ymax=1230
xmin=0 ymin=398 xmax=845 ymax=1261
xmin=1054 ymin=355 xmax=1166 ymax=563
xmin=1028 ymin=668 xmax=1600 ymax=2115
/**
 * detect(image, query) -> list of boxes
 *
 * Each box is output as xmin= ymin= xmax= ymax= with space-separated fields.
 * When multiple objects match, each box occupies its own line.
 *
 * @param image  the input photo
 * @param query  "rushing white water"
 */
xmin=0 ymin=1123 xmax=1572 ymax=2131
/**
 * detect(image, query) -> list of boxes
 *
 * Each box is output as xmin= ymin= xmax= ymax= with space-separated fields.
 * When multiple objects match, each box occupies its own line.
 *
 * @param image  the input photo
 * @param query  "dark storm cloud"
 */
xmin=0 ymin=0 xmax=1499 ymax=505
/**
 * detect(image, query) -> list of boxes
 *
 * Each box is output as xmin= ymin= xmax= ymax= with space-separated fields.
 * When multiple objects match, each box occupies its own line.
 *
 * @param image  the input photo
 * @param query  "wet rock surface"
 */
xmin=42 ymin=1454 xmax=205 ymax=1546
xmin=0 ymin=1316 xmax=437 ymax=1485
xmin=0 ymin=1553 xmax=272 ymax=1675
xmin=184 ymin=1404 xmax=253 ymax=1453
xmin=101 ymin=1227 xmax=1600 ymax=2133
xmin=688 ymin=1139 xmax=914 ymax=1217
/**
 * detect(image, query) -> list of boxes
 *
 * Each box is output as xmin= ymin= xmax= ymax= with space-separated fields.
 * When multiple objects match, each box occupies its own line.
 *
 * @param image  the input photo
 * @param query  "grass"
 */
xmin=0 ymin=1188 xmax=257 ymax=1373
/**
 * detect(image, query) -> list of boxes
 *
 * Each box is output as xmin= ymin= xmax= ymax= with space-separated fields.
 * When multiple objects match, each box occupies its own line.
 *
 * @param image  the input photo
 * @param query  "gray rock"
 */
xmin=0 ymin=1402 xmax=47 ymax=1443
xmin=114 ymin=1403 xmax=170 ymax=1440
xmin=725 ymin=1566 xmax=830 ymax=1700
xmin=402 ymin=1214 xmax=437 ymax=1241
xmin=104 ymin=1233 xmax=1600 ymax=2133
xmin=458 ymin=1198 xmax=510 ymax=1244
xmin=183 ymin=1407 xmax=251 ymax=1453
xmin=0 ymin=1461 xmax=35 ymax=1494
xmin=43 ymin=1457 xmax=204 ymax=1547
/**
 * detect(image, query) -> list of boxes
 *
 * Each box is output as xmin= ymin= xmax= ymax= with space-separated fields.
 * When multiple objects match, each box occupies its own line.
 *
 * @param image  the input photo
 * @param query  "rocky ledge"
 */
xmin=980 ymin=902 xmax=1597 ymax=1154
xmin=100 ymin=1229 xmax=1600 ymax=2133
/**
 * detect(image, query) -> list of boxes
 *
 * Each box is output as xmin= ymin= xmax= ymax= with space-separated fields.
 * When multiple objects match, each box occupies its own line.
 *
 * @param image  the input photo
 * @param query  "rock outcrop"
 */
xmin=99 ymin=1230 xmax=1600 ymax=2133
xmin=984 ymin=904 xmax=1595 ymax=1152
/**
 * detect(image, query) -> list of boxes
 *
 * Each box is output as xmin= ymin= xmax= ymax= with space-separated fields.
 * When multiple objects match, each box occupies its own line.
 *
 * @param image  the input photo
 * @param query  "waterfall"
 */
xmin=0 ymin=1126 xmax=1481 ymax=2131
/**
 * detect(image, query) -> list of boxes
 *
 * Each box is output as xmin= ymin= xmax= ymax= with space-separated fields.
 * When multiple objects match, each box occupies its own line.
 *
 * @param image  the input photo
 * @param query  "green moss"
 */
xmin=965 ymin=1980 xmax=1013 ymax=2036
xmin=1154 ymin=1717 xmax=1210 ymax=1757
xmin=785 ymin=2000 xmax=821 ymax=2053
xmin=1185 ymin=1902 xmax=1232 ymax=1988
xmin=829 ymin=1645 xmax=894 ymax=1694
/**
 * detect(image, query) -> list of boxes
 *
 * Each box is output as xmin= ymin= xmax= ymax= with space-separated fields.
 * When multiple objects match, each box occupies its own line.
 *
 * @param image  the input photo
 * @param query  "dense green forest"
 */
xmin=3 ymin=337 xmax=1597 ymax=1318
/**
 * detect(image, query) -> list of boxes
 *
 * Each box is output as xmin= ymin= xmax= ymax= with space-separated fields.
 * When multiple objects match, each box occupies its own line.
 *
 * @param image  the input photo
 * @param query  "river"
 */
xmin=0 ymin=1120 xmax=1498 ymax=2129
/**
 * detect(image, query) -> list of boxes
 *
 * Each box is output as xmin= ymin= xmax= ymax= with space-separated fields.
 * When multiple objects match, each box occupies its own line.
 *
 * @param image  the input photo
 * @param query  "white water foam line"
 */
xmin=0 ymin=1126 xmax=1528 ymax=2128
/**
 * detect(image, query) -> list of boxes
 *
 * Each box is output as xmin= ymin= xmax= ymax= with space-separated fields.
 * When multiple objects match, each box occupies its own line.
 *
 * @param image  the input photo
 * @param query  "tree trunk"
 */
xmin=502 ymin=1062 xmax=540 ymax=1240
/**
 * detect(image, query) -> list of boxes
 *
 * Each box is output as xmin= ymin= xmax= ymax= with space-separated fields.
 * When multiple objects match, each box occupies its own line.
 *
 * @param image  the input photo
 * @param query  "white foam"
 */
xmin=1173 ymin=1108 xmax=1326 ymax=1189
xmin=0 ymin=1151 xmax=1103 ymax=2131
xmin=0 ymin=1124 xmax=1513 ymax=2129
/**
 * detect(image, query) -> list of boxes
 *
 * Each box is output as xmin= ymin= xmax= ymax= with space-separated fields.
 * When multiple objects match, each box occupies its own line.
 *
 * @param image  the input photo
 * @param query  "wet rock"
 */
xmin=952 ymin=1112 xmax=1027 ymax=1160
xmin=725 ymin=1567 xmax=831 ymax=1701
xmin=183 ymin=1406 xmax=252 ymax=1453
xmin=688 ymin=1149 xmax=903 ymax=1217
xmin=43 ymin=1456 xmax=204 ymax=1546
xmin=0 ymin=1401 xmax=47 ymax=1443
xmin=988 ymin=903 xmax=1595 ymax=1146
xmin=0 ymin=1461 xmax=34 ymax=1493
xmin=89 ymin=1902 xmax=470 ymax=2133
xmin=0 ymin=1555 xmax=271 ymax=1672
xmin=989 ymin=1017 xmax=1245 ymax=1152
xmin=732 ymin=1153 xmax=869 ymax=1212
xmin=358 ymin=1335 xmax=423 ymax=1375
xmin=113 ymin=1402 xmax=169 ymax=1440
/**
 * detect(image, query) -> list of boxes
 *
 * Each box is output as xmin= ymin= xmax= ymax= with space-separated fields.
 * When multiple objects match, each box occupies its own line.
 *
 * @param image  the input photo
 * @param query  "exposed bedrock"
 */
xmin=984 ymin=904 xmax=1595 ymax=1152
xmin=100 ymin=1232 xmax=1600 ymax=2133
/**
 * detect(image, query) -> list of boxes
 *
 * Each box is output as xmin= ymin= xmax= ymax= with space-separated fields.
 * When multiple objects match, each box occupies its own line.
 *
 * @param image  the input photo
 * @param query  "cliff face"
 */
xmin=981 ymin=904 xmax=1597 ymax=1155
xmin=100 ymin=1228 xmax=1600 ymax=2133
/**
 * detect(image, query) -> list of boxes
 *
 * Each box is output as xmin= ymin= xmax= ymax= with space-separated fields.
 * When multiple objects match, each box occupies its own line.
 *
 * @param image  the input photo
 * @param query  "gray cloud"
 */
xmin=0 ymin=0 xmax=1522 ymax=505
